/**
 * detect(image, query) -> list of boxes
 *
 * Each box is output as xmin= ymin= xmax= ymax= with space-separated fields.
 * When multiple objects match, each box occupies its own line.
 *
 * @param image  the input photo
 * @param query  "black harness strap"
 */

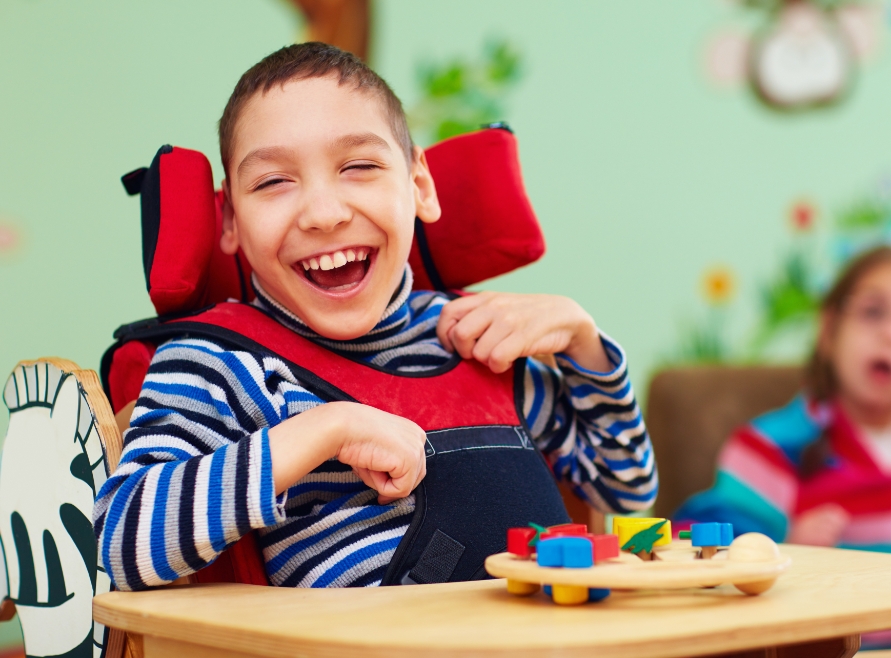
xmin=404 ymin=530 xmax=466 ymax=585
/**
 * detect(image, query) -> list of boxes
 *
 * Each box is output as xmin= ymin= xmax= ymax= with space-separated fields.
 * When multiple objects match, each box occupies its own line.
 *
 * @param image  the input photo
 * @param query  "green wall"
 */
xmin=1 ymin=0 xmax=891 ymax=647
xmin=376 ymin=1 xmax=891 ymax=371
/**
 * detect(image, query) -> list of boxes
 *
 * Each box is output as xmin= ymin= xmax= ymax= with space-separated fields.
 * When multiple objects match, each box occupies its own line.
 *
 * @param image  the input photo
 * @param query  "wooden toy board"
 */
xmin=485 ymin=539 xmax=791 ymax=591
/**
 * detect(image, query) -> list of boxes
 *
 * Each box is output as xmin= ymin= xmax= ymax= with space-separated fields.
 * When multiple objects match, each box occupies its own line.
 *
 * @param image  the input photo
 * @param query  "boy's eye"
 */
xmin=343 ymin=162 xmax=380 ymax=173
xmin=254 ymin=178 xmax=287 ymax=191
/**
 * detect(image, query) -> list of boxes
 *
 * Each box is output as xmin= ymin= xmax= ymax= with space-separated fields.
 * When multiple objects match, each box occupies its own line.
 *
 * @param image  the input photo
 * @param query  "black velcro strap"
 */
xmin=121 ymin=167 xmax=148 ymax=196
xmin=407 ymin=529 xmax=465 ymax=584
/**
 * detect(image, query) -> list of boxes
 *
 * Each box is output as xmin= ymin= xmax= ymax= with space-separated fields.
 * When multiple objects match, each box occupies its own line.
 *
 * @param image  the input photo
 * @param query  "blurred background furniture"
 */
xmin=646 ymin=365 xmax=803 ymax=519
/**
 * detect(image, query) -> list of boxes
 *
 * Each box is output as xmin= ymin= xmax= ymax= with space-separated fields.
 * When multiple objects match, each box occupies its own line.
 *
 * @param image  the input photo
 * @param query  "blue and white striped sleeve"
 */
xmin=92 ymin=338 xmax=301 ymax=591
xmin=524 ymin=332 xmax=657 ymax=513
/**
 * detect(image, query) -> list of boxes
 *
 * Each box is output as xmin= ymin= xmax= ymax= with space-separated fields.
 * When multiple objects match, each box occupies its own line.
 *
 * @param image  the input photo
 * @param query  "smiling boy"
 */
xmin=94 ymin=43 xmax=656 ymax=590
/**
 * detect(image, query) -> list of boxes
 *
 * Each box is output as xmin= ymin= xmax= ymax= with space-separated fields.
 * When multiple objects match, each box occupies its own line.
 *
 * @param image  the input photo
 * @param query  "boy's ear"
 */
xmin=220 ymin=179 xmax=239 ymax=255
xmin=411 ymin=146 xmax=441 ymax=225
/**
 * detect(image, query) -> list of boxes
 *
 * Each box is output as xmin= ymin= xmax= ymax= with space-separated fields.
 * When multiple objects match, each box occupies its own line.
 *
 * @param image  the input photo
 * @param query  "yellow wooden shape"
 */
xmin=612 ymin=517 xmax=672 ymax=548
xmin=506 ymin=579 xmax=539 ymax=596
xmin=551 ymin=584 xmax=589 ymax=606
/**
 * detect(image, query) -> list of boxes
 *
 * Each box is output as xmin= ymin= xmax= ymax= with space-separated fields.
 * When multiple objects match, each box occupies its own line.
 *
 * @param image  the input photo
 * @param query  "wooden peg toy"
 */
xmin=506 ymin=525 xmax=543 ymax=593
xmin=617 ymin=519 xmax=670 ymax=561
xmin=506 ymin=579 xmax=540 ymax=596
xmin=507 ymin=527 xmax=538 ymax=558
xmin=535 ymin=536 xmax=608 ymax=606
xmin=536 ymin=537 xmax=594 ymax=569
xmin=590 ymin=533 xmax=619 ymax=563
xmin=613 ymin=518 xmax=672 ymax=556
xmin=551 ymin=584 xmax=590 ymax=605
xmin=486 ymin=531 xmax=792 ymax=604
xmin=539 ymin=523 xmax=588 ymax=540
xmin=679 ymin=523 xmax=734 ymax=559
xmin=503 ymin=525 xmax=620 ymax=605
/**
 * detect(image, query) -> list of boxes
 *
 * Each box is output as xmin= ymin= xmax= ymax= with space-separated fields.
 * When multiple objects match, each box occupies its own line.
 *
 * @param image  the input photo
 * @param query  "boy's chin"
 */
xmin=300 ymin=304 xmax=384 ymax=341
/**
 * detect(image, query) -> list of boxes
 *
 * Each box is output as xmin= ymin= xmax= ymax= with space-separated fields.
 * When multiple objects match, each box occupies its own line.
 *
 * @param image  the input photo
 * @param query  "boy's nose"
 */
xmin=297 ymin=184 xmax=352 ymax=233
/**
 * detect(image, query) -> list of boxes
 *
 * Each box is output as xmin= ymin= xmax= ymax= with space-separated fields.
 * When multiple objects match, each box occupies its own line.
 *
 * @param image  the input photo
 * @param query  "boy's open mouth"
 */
xmin=298 ymin=247 xmax=373 ymax=291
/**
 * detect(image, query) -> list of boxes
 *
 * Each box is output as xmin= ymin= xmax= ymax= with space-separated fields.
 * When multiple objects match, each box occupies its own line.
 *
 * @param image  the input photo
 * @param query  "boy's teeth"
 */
xmin=301 ymin=248 xmax=370 ymax=272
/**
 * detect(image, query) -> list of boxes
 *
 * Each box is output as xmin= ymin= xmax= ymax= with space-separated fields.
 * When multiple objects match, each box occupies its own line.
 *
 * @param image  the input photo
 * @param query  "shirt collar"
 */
xmin=251 ymin=265 xmax=414 ymax=346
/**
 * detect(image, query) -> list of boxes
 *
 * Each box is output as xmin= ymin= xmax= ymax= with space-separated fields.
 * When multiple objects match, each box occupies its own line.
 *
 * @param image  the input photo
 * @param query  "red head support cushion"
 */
xmin=121 ymin=126 xmax=544 ymax=317
xmin=410 ymin=128 xmax=544 ymax=290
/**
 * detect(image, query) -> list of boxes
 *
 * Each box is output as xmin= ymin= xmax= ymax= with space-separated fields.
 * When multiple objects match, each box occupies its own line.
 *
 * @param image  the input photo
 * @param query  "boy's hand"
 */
xmin=268 ymin=402 xmax=427 ymax=504
xmin=334 ymin=403 xmax=428 ymax=504
xmin=787 ymin=504 xmax=850 ymax=547
xmin=437 ymin=292 xmax=611 ymax=374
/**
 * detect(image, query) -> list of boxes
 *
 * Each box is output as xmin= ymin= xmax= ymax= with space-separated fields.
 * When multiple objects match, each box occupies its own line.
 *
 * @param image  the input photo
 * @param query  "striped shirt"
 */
xmin=94 ymin=268 xmax=656 ymax=591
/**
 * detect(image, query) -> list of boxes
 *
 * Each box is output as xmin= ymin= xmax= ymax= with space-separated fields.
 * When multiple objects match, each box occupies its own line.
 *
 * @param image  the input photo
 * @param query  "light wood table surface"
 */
xmin=94 ymin=544 xmax=891 ymax=658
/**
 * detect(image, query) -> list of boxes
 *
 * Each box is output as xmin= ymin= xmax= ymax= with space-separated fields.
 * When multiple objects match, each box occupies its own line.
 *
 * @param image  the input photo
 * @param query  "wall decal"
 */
xmin=703 ymin=1 xmax=885 ymax=110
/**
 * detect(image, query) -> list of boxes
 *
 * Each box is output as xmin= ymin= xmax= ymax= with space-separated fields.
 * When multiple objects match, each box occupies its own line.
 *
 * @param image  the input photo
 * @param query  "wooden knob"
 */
xmin=728 ymin=533 xmax=781 ymax=596
xmin=728 ymin=533 xmax=780 ymax=562
xmin=734 ymin=578 xmax=777 ymax=595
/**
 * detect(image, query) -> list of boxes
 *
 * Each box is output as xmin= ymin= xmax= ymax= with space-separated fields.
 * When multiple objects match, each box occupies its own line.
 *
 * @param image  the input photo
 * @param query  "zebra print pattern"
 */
xmin=2 ymin=361 xmax=115 ymax=658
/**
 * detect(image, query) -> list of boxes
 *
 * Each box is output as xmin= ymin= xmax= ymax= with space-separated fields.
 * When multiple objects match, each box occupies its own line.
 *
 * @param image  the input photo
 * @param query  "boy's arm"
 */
xmin=436 ymin=292 xmax=656 ymax=513
xmin=92 ymin=338 xmax=292 ymax=591
xmin=94 ymin=338 xmax=427 ymax=591
xmin=525 ymin=337 xmax=657 ymax=514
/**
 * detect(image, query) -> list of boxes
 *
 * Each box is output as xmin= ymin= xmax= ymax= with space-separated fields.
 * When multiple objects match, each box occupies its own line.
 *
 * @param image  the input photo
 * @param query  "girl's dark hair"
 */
xmin=804 ymin=245 xmax=891 ymax=401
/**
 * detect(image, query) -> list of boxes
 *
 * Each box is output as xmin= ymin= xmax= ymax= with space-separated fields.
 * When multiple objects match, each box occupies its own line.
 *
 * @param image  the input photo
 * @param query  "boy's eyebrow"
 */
xmin=236 ymin=133 xmax=391 ymax=178
xmin=237 ymin=146 xmax=294 ymax=178
xmin=331 ymin=132 xmax=391 ymax=153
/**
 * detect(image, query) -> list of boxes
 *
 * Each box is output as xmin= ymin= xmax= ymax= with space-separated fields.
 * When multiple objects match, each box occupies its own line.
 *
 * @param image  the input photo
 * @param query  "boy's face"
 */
xmin=222 ymin=75 xmax=440 ymax=340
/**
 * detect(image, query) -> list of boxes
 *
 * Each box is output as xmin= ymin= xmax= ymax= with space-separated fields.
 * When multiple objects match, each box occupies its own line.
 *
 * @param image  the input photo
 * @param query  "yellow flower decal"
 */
xmin=702 ymin=266 xmax=735 ymax=305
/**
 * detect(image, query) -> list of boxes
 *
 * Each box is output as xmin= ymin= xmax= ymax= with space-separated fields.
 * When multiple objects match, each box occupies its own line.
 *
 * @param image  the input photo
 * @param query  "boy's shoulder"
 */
xmin=147 ymin=336 xmax=272 ymax=381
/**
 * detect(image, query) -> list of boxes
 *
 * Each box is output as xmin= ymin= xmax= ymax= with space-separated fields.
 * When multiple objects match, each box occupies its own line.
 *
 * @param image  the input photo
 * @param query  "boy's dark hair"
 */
xmin=804 ymin=245 xmax=891 ymax=401
xmin=219 ymin=42 xmax=414 ymax=175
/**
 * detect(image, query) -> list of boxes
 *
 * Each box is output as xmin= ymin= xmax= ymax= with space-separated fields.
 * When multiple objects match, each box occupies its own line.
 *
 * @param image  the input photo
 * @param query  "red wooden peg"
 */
xmin=507 ymin=527 xmax=537 ymax=558
xmin=590 ymin=534 xmax=619 ymax=563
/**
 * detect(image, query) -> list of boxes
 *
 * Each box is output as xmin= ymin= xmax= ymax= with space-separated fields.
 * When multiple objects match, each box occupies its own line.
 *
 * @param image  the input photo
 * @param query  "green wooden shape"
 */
xmin=621 ymin=520 xmax=668 ymax=554
xmin=527 ymin=522 xmax=547 ymax=547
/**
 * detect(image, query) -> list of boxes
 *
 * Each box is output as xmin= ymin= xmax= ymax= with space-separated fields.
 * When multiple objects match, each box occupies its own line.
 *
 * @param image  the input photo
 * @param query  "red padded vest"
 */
xmin=105 ymin=303 xmax=570 ymax=585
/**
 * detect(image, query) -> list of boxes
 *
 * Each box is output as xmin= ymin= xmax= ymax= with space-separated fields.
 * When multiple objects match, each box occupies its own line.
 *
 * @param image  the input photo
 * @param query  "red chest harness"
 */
xmin=107 ymin=302 xmax=571 ymax=585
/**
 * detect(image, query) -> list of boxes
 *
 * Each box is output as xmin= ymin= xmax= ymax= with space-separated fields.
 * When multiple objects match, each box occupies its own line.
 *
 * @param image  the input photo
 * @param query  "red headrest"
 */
xmin=122 ymin=127 xmax=544 ymax=316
